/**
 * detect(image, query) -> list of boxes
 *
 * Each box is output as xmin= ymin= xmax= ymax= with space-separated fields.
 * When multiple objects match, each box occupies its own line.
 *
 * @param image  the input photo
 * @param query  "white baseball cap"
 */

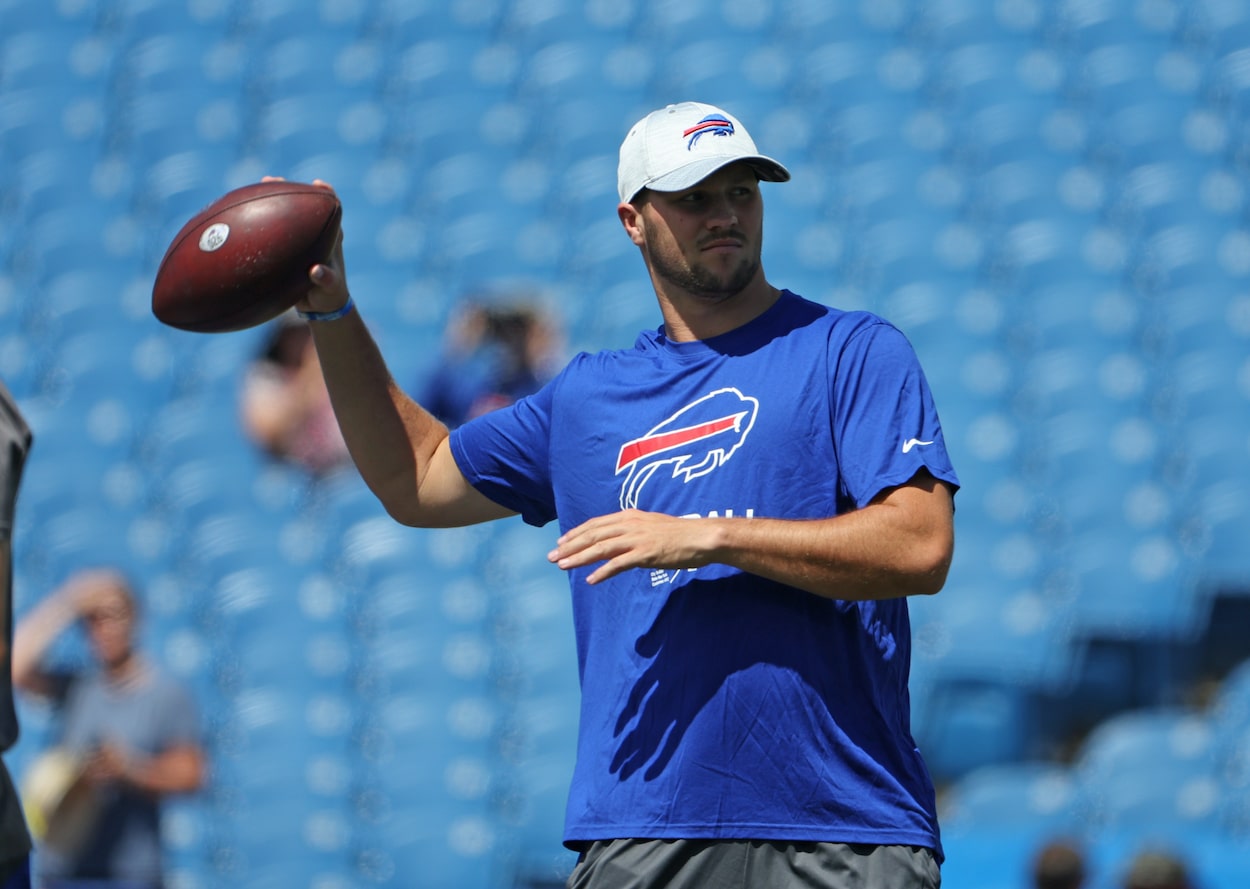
xmin=617 ymin=102 xmax=791 ymax=202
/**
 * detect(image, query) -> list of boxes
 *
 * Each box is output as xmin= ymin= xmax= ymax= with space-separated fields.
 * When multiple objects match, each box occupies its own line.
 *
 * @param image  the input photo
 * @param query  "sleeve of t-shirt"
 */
xmin=449 ymin=374 xmax=559 ymax=527
xmin=832 ymin=320 xmax=960 ymax=508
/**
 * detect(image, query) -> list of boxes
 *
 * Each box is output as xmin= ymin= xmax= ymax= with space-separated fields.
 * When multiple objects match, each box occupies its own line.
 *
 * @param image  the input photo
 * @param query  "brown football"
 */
xmin=151 ymin=181 xmax=342 ymax=333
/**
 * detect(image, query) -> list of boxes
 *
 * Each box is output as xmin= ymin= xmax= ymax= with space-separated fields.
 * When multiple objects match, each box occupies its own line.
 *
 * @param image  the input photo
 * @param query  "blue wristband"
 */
xmin=298 ymin=296 xmax=355 ymax=322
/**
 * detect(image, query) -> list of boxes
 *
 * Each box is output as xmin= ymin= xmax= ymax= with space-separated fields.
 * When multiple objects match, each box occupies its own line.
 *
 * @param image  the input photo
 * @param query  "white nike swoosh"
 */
xmin=902 ymin=438 xmax=934 ymax=454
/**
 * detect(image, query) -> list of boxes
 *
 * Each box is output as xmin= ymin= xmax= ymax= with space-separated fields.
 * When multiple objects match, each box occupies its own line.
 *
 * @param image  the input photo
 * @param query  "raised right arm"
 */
xmin=11 ymin=573 xmax=94 ymax=697
xmin=298 ymin=225 xmax=514 ymax=529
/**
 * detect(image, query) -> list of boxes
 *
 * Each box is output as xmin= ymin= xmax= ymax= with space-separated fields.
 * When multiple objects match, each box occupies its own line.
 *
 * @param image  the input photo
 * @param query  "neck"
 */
xmin=657 ymin=279 xmax=781 ymax=342
xmin=104 ymin=652 xmax=146 ymax=686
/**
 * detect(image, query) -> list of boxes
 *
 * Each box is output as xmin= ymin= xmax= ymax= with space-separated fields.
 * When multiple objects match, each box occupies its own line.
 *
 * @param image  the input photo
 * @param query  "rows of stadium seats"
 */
xmin=3 ymin=0 xmax=1250 ymax=887
xmin=939 ymin=657 xmax=1250 ymax=887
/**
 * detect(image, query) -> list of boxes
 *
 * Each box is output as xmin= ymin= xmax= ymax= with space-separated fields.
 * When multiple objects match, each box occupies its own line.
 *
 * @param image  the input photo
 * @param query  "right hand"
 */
xmin=303 ymin=221 xmax=349 ymax=315
xmin=259 ymin=176 xmax=350 ymax=316
xmin=57 ymin=569 xmax=127 ymax=616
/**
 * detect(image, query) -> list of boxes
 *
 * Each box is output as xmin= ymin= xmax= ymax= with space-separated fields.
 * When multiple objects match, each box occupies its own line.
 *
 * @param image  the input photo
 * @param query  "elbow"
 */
xmin=382 ymin=497 xmax=427 ymax=528
xmin=366 ymin=469 xmax=427 ymax=528
xmin=907 ymin=533 xmax=954 ymax=597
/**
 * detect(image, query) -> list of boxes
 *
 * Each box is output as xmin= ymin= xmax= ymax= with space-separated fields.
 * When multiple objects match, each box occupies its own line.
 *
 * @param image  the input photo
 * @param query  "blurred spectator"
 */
xmin=240 ymin=312 xmax=351 ymax=476
xmin=11 ymin=569 xmax=204 ymax=889
xmin=1033 ymin=838 xmax=1087 ymax=889
xmin=416 ymin=294 xmax=563 ymax=428
xmin=1 ymin=378 xmax=34 ymax=889
xmin=1121 ymin=848 xmax=1195 ymax=889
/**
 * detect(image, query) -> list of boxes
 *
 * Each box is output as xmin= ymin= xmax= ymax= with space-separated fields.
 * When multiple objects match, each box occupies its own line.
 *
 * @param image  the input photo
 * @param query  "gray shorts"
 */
xmin=566 ymin=839 xmax=941 ymax=889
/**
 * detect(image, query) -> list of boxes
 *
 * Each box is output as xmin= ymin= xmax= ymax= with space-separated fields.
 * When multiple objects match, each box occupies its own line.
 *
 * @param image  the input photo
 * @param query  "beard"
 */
xmin=645 ymin=235 xmax=760 ymax=300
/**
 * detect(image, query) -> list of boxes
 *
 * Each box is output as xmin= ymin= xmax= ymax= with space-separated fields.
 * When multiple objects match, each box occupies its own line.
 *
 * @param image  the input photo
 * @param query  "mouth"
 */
xmin=700 ymin=237 xmax=744 ymax=252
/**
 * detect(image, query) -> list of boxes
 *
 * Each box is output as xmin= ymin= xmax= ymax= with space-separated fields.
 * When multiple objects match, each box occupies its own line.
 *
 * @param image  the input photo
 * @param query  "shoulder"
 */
xmin=551 ymin=342 xmax=653 ymax=385
xmin=137 ymin=667 xmax=197 ymax=710
xmin=773 ymin=291 xmax=888 ymax=335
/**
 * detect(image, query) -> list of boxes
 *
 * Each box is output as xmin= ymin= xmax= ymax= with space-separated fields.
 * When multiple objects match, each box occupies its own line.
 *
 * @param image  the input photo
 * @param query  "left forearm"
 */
xmin=709 ymin=506 xmax=951 ymax=601
xmin=550 ymin=474 xmax=955 ymax=599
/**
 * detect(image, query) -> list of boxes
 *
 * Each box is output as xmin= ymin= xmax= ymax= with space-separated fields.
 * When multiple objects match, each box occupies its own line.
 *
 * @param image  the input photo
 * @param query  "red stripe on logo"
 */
xmin=616 ymin=413 xmax=743 ymax=473
xmin=682 ymin=119 xmax=732 ymax=138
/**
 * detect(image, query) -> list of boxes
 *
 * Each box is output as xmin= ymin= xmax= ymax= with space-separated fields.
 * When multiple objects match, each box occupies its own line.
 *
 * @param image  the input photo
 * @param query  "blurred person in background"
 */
xmin=416 ymin=294 xmax=563 ymax=429
xmin=1 ymin=378 xmax=35 ymax=889
xmin=11 ymin=570 xmax=204 ymax=889
xmin=1121 ymin=848 xmax=1195 ymax=889
xmin=1032 ymin=838 xmax=1087 ymax=889
xmin=240 ymin=310 xmax=351 ymax=477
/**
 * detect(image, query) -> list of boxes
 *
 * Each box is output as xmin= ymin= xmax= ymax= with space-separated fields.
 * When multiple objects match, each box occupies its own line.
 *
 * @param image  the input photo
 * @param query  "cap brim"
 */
xmin=639 ymin=155 xmax=791 ymax=198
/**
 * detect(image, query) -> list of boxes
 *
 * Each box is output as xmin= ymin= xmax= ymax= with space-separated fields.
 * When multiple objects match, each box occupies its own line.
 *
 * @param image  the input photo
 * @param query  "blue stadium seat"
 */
xmin=917 ymin=2 xmax=1040 ymax=50
xmin=1063 ymin=522 xmax=1202 ymax=641
xmin=0 ymin=27 xmax=110 ymax=92
xmin=114 ymin=88 xmax=244 ymax=172
xmin=0 ymin=0 xmax=100 ymax=31
xmin=111 ymin=31 xmax=232 ymax=95
xmin=1085 ymin=101 xmax=1197 ymax=174
xmin=1073 ymin=708 xmax=1219 ymax=832
xmin=914 ymin=677 xmax=1039 ymax=780
xmin=940 ymin=828 xmax=1070 ymax=889
xmin=20 ymin=263 xmax=143 ymax=344
xmin=914 ymin=577 xmax=1076 ymax=694
xmin=1066 ymin=41 xmax=1185 ymax=113
xmin=968 ymin=156 xmax=1088 ymax=228
xmin=940 ymin=761 xmax=1079 ymax=835
xmin=1182 ymin=472 xmax=1250 ymax=596
xmin=43 ymin=336 xmax=172 ymax=433
xmin=250 ymin=32 xmax=386 ymax=102
xmin=9 ymin=202 xmax=143 ymax=291
xmin=950 ymin=99 xmax=1052 ymax=170
xmin=21 ymin=503 xmax=155 ymax=593
xmin=1101 ymin=160 xmax=1213 ymax=242
xmin=929 ymin=40 xmax=1053 ymax=112
xmin=1212 ymin=658 xmax=1250 ymax=736
xmin=365 ymin=802 xmax=505 ymax=889
xmin=501 ymin=0 xmax=630 ymax=51
xmin=2 ymin=87 xmax=107 ymax=183
xmin=1205 ymin=43 xmax=1250 ymax=114
xmin=770 ymin=0 xmax=874 ymax=50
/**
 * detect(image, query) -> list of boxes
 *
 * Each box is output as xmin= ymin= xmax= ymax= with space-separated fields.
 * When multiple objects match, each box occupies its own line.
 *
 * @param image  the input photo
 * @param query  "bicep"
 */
xmin=869 ymin=468 xmax=956 ymax=571
xmin=871 ymin=468 xmax=955 ymax=527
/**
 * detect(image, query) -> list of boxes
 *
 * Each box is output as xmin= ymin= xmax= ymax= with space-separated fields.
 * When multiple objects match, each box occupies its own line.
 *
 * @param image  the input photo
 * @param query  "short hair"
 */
xmin=1033 ymin=839 xmax=1086 ymax=889
xmin=1123 ymin=849 xmax=1192 ymax=889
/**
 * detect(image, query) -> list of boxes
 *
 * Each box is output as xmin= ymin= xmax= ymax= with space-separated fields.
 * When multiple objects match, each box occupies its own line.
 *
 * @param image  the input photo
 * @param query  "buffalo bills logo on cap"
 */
xmin=683 ymin=115 xmax=735 ymax=150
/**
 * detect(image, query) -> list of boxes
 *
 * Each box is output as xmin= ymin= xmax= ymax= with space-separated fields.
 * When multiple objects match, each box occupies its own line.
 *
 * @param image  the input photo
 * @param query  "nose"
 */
xmin=706 ymin=194 xmax=738 ymax=229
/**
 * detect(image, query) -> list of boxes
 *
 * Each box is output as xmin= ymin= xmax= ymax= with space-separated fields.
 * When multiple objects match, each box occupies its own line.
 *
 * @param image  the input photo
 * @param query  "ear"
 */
xmin=618 ymin=202 xmax=645 ymax=246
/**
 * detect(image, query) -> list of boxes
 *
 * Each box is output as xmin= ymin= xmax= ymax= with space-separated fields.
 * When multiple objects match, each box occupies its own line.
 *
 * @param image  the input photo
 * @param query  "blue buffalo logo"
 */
xmin=615 ymin=388 xmax=758 ymax=510
xmin=683 ymin=114 xmax=735 ymax=150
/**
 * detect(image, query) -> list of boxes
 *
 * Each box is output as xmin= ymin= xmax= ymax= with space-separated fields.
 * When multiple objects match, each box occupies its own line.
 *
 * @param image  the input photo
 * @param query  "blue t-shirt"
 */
xmin=451 ymin=290 xmax=959 ymax=856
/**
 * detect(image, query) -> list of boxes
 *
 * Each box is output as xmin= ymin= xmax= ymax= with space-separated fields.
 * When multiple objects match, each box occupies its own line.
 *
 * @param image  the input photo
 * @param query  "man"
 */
xmin=11 ymin=570 xmax=205 ymax=889
xmin=293 ymin=101 xmax=958 ymax=888
xmin=0 ymin=379 xmax=34 ymax=889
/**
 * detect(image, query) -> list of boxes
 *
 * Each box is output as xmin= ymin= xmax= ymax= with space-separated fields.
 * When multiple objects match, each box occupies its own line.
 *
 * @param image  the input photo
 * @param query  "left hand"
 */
xmin=548 ymin=509 xmax=718 ymax=585
xmin=83 ymin=744 xmax=130 ymax=786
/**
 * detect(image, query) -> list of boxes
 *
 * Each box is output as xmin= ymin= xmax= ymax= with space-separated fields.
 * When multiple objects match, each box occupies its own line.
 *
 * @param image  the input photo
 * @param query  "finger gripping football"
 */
xmin=151 ymin=181 xmax=342 ymax=333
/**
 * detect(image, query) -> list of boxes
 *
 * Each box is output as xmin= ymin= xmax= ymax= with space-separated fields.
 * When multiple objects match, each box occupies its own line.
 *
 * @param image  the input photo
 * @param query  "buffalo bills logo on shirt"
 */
xmin=683 ymin=115 xmax=735 ymax=150
xmin=615 ymin=388 xmax=758 ymax=510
